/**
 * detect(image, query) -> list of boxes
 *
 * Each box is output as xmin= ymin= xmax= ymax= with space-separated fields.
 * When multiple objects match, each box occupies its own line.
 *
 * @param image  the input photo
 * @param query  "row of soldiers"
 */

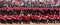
xmin=0 ymin=8 xmax=59 ymax=19
xmin=0 ymin=8 xmax=59 ymax=16
xmin=0 ymin=14 xmax=60 ymax=24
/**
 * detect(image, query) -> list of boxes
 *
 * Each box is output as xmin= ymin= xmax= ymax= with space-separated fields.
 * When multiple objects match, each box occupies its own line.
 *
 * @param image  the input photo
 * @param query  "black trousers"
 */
xmin=23 ymin=20 xmax=30 ymax=24
xmin=1 ymin=20 xmax=6 ymax=24
xmin=0 ymin=19 xmax=1 ymax=23
xmin=56 ymin=19 xmax=60 ymax=23
xmin=6 ymin=19 xmax=12 ymax=24
xmin=39 ymin=20 xmax=42 ymax=23
xmin=41 ymin=19 xmax=47 ymax=23
xmin=32 ymin=19 xmax=35 ymax=23
xmin=32 ymin=19 xmax=39 ymax=23
xmin=48 ymin=19 xmax=55 ymax=23
xmin=13 ymin=19 xmax=21 ymax=24
xmin=0 ymin=4 xmax=3 ymax=8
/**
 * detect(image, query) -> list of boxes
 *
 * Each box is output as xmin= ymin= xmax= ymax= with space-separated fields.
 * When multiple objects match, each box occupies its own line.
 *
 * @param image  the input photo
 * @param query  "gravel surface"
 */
xmin=0 ymin=23 xmax=60 ymax=25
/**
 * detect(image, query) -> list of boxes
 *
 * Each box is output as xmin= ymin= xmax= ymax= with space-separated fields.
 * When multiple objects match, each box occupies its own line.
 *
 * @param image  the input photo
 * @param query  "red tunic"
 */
xmin=0 ymin=15 xmax=2 ymax=19
xmin=13 ymin=15 xmax=21 ymax=20
xmin=30 ymin=15 xmax=34 ymax=19
xmin=41 ymin=16 xmax=47 ymax=20
xmin=16 ymin=16 xmax=21 ymax=20
xmin=46 ymin=13 xmax=50 ymax=16
xmin=56 ymin=17 xmax=60 ymax=20
xmin=7 ymin=16 xmax=13 ymax=21
xmin=39 ymin=15 xmax=42 ymax=20
xmin=33 ymin=16 xmax=39 ymax=20
xmin=0 ymin=16 xmax=1 ymax=19
xmin=13 ymin=15 xmax=18 ymax=19
xmin=1 ymin=17 xmax=6 ymax=21
xmin=49 ymin=16 xmax=56 ymax=19
xmin=23 ymin=16 xmax=29 ymax=20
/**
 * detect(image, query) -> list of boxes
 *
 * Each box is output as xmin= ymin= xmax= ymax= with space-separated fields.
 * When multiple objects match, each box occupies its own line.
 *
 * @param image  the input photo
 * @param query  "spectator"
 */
xmin=54 ymin=0 xmax=58 ymax=4
xmin=12 ymin=0 xmax=16 ymax=3
xmin=0 ymin=0 xmax=4 ymax=8
xmin=39 ymin=0 xmax=46 ymax=3
xmin=31 ymin=0 xmax=36 ymax=6
xmin=18 ymin=0 xmax=24 ymax=6
xmin=14 ymin=1 xmax=20 ymax=7
xmin=38 ymin=0 xmax=46 ymax=7
xmin=3 ymin=0 xmax=12 ymax=7
xmin=23 ymin=0 xmax=29 ymax=6
xmin=11 ymin=0 xmax=16 ymax=7
xmin=55 ymin=0 xmax=60 ymax=6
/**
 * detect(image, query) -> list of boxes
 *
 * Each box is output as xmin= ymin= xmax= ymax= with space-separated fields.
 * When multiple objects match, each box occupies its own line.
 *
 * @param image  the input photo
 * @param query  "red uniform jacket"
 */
xmin=13 ymin=15 xmax=22 ymax=20
xmin=30 ymin=15 xmax=34 ymax=19
xmin=16 ymin=16 xmax=21 ymax=20
xmin=41 ymin=16 xmax=47 ymax=20
xmin=23 ymin=16 xmax=29 ymax=20
xmin=0 ymin=16 xmax=2 ymax=19
xmin=7 ymin=16 xmax=13 ymax=21
xmin=56 ymin=17 xmax=60 ymax=20
xmin=1 ymin=17 xmax=6 ymax=21
xmin=46 ymin=13 xmax=50 ymax=16
xmin=33 ymin=16 xmax=39 ymax=20
xmin=49 ymin=16 xmax=56 ymax=19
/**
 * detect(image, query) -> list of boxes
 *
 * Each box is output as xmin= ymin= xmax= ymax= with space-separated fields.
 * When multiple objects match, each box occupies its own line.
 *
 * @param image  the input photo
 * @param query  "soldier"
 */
xmin=48 ymin=15 xmax=56 ymax=23
xmin=31 ymin=0 xmax=36 ymax=6
xmin=56 ymin=15 xmax=60 ymax=23
xmin=38 ymin=14 xmax=42 ymax=23
xmin=1 ymin=15 xmax=7 ymax=24
xmin=41 ymin=15 xmax=48 ymax=23
xmin=0 ymin=15 xmax=2 ymax=23
xmin=23 ymin=15 xmax=30 ymax=24
xmin=6 ymin=15 xmax=13 ymax=24
xmin=32 ymin=15 xmax=39 ymax=23
xmin=0 ymin=0 xmax=4 ymax=8
xmin=23 ymin=0 xmax=29 ymax=7
xmin=13 ymin=14 xmax=19 ymax=24
xmin=16 ymin=15 xmax=22 ymax=24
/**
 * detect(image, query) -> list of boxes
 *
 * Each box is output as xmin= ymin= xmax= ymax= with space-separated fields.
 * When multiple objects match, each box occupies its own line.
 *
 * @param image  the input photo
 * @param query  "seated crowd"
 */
xmin=0 ymin=8 xmax=59 ymax=24
xmin=0 ymin=0 xmax=60 ymax=8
